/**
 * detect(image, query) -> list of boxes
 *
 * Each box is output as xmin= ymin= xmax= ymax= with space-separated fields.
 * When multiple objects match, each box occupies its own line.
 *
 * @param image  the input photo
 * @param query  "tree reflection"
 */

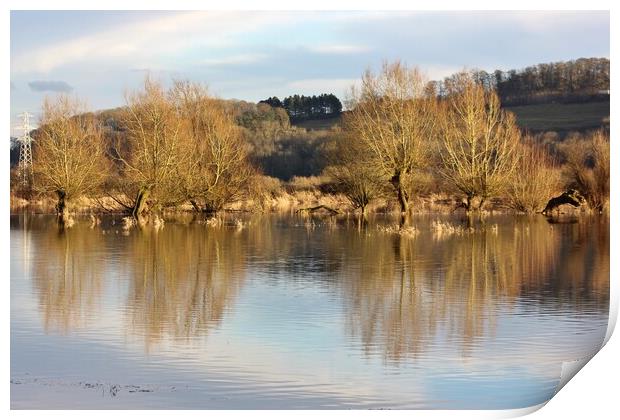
xmin=122 ymin=224 xmax=247 ymax=350
xmin=32 ymin=223 xmax=105 ymax=334
xmin=26 ymin=214 xmax=608 ymax=364
xmin=339 ymin=216 xmax=609 ymax=363
xmin=30 ymin=217 xmax=248 ymax=349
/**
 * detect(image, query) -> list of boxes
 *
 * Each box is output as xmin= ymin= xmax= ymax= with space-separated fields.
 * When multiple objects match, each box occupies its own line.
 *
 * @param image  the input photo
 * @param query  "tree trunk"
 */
xmin=357 ymin=206 xmax=368 ymax=230
xmin=189 ymin=199 xmax=201 ymax=212
xmin=391 ymin=172 xmax=409 ymax=226
xmin=465 ymin=194 xmax=472 ymax=212
xmin=465 ymin=212 xmax=474 ymax=229
xmin=465 ymin=195 xmax=485 ymax=212
xmin=56 ymin=189 xmax=68 ymax=224
xmin=132 ymin=186 xmax=151 ymax=221
xmin=542 ymin=190 xmax=584 ymax=215
xmin=204 ymin=202 xmax=219 ymax=216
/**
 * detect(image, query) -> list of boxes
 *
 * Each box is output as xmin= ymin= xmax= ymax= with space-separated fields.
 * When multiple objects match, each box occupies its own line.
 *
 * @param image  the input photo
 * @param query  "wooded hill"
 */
xmin=10 ymin=57 xmax=610 ymax=179
xmin=435 ymin=57 xmax=609 ymax=105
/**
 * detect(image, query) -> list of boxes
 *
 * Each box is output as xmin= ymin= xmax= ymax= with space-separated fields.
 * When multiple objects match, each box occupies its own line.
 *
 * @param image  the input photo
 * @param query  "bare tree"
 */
xmin=33 ymin=95 xmax=109 ymax=223
xmin=560 ymin=130 xmax=610 ymax=212
xmin=115 ymin=77 xmax=187 ymax=221
xmin=506 ymin=137 xmax=562 ymax=213
xmin=438 ymin=73 xmax=520 ymax=211
xmin=343 ymin=61 xmax=438 ymax=223
xmin=171 ymin=80 xmax=254 ymax=214
xmin=327 ymin=131 xmax=387 ymax=218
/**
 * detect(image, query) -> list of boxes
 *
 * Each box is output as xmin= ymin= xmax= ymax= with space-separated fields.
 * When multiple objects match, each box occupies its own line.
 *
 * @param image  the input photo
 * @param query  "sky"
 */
xmin=9 ymin=10 xmax=610 ymax=136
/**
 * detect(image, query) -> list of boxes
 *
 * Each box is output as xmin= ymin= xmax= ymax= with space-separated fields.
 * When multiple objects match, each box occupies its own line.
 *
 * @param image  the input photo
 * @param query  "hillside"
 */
xmin=292 ymin=116 xmax=342 ymax=131
xmin=292 ymin=100 xmax=610 ymax=134
xmin=505 ymin=100 xmax=609 ymax=133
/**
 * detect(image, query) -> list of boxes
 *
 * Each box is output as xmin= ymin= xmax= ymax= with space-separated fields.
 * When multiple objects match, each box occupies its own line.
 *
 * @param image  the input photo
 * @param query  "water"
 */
xmin=10 ymin=213 xmax=609 ymax=409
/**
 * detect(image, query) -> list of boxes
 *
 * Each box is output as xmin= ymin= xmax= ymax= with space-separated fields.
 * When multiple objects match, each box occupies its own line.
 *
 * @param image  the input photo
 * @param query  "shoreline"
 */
xmin=9 ymin=191 xmax=597 ymax=219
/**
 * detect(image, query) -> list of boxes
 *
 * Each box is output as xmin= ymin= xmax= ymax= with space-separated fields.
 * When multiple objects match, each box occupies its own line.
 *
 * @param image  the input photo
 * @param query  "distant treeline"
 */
xmin=260 ymin=94 xmax=342 ymax=122
xmin=435 ymin=57 xmax=610 ymax=106
xmin=258 ymin=58 xmax=610 ymax=114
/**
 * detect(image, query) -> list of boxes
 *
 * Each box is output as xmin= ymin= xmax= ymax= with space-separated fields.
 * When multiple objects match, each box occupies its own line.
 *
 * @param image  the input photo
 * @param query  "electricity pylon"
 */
xmin=17 ymin=112 xmax=34 ymax=188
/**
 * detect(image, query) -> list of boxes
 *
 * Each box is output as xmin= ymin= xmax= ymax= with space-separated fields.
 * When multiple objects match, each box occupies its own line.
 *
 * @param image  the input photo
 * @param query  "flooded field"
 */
xmin=10 ymin=213 xmax=609 ymax=409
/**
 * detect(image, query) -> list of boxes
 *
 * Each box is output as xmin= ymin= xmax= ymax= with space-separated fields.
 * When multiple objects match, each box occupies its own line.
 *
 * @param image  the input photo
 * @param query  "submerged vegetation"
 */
xmin=11 ymin=58 xmax=610 ymax=226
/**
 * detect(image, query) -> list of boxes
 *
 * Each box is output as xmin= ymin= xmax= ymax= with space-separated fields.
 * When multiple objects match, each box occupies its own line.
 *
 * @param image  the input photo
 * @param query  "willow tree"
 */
xmin=33 ymin=95 xmax=109 ymax=223
xmin=171 ymin=80 xmax=254 ymax=214
xmin=343 ymin=61 xmax=437 ymax=223
xmin=116 ymin=78 xmax=187 ymax=220
xmin=506 ymin=137 xmax=561 ymax=213
xmin=439 ymin=73 xmax=520 ymax=211
xmin=327 ymin=130 xmax=386 ymax=218
xmin=560 ymin=130 xmax=610 ymax=212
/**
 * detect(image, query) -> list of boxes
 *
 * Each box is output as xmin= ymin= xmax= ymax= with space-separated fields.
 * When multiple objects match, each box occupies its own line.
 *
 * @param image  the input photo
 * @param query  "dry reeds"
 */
xmin=431 ymin=220 xmax=471 ymax=238
xmin=378 ymin=224 xmax=419 ymax=237
xmin=122 ymin=216 xmax=136 ymax=231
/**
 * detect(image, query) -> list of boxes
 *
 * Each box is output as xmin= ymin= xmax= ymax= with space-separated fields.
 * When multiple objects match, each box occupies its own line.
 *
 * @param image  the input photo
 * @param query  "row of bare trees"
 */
xmin=334 ymin=61 xmax=609 ymax=222
xmin=29 ymin=64 xmax=609 ymax=224
xmin=32 ymin=79 xmax=254 ymax=224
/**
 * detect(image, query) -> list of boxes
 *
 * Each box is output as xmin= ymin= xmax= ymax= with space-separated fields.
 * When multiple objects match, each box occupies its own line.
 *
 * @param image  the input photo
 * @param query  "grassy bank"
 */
xmin=11 ymin=177 xmax=590 ymax=218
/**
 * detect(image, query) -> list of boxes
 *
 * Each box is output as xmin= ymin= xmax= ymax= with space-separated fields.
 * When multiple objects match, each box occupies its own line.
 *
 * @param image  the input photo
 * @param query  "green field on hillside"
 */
xmin=292 ymin=116 xmax=342 ymax=131
xmin=291 ymin=101 xmax=610 ymax=134
xmin=506 ymin=101 xmax=610 ymax=132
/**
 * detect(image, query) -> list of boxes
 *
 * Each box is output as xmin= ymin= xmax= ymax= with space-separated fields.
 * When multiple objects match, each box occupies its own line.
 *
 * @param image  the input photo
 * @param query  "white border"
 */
xmin=3 ymin=2 xmax=616 ymax=419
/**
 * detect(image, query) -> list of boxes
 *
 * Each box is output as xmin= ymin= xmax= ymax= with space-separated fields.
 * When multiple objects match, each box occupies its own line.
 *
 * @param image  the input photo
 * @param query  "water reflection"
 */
xmin=122 ymin=226 xmax=246 ymax=349
xmin=336 ymin=217 xmax=609 ymax=363
xmin=31 ymin=222 xmax=106 ymax=334
xmin=23 ymin=215 xmax=610 ymax=354
xmin=11 ymin=214 xmax=609 ymax=409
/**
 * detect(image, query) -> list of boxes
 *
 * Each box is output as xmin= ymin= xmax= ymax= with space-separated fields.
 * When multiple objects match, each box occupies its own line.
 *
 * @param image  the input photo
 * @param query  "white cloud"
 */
xmin=10 ymin=11 xmax=417 ymax=75
xmin=11 ymin=11 xmax=295 ymax=74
